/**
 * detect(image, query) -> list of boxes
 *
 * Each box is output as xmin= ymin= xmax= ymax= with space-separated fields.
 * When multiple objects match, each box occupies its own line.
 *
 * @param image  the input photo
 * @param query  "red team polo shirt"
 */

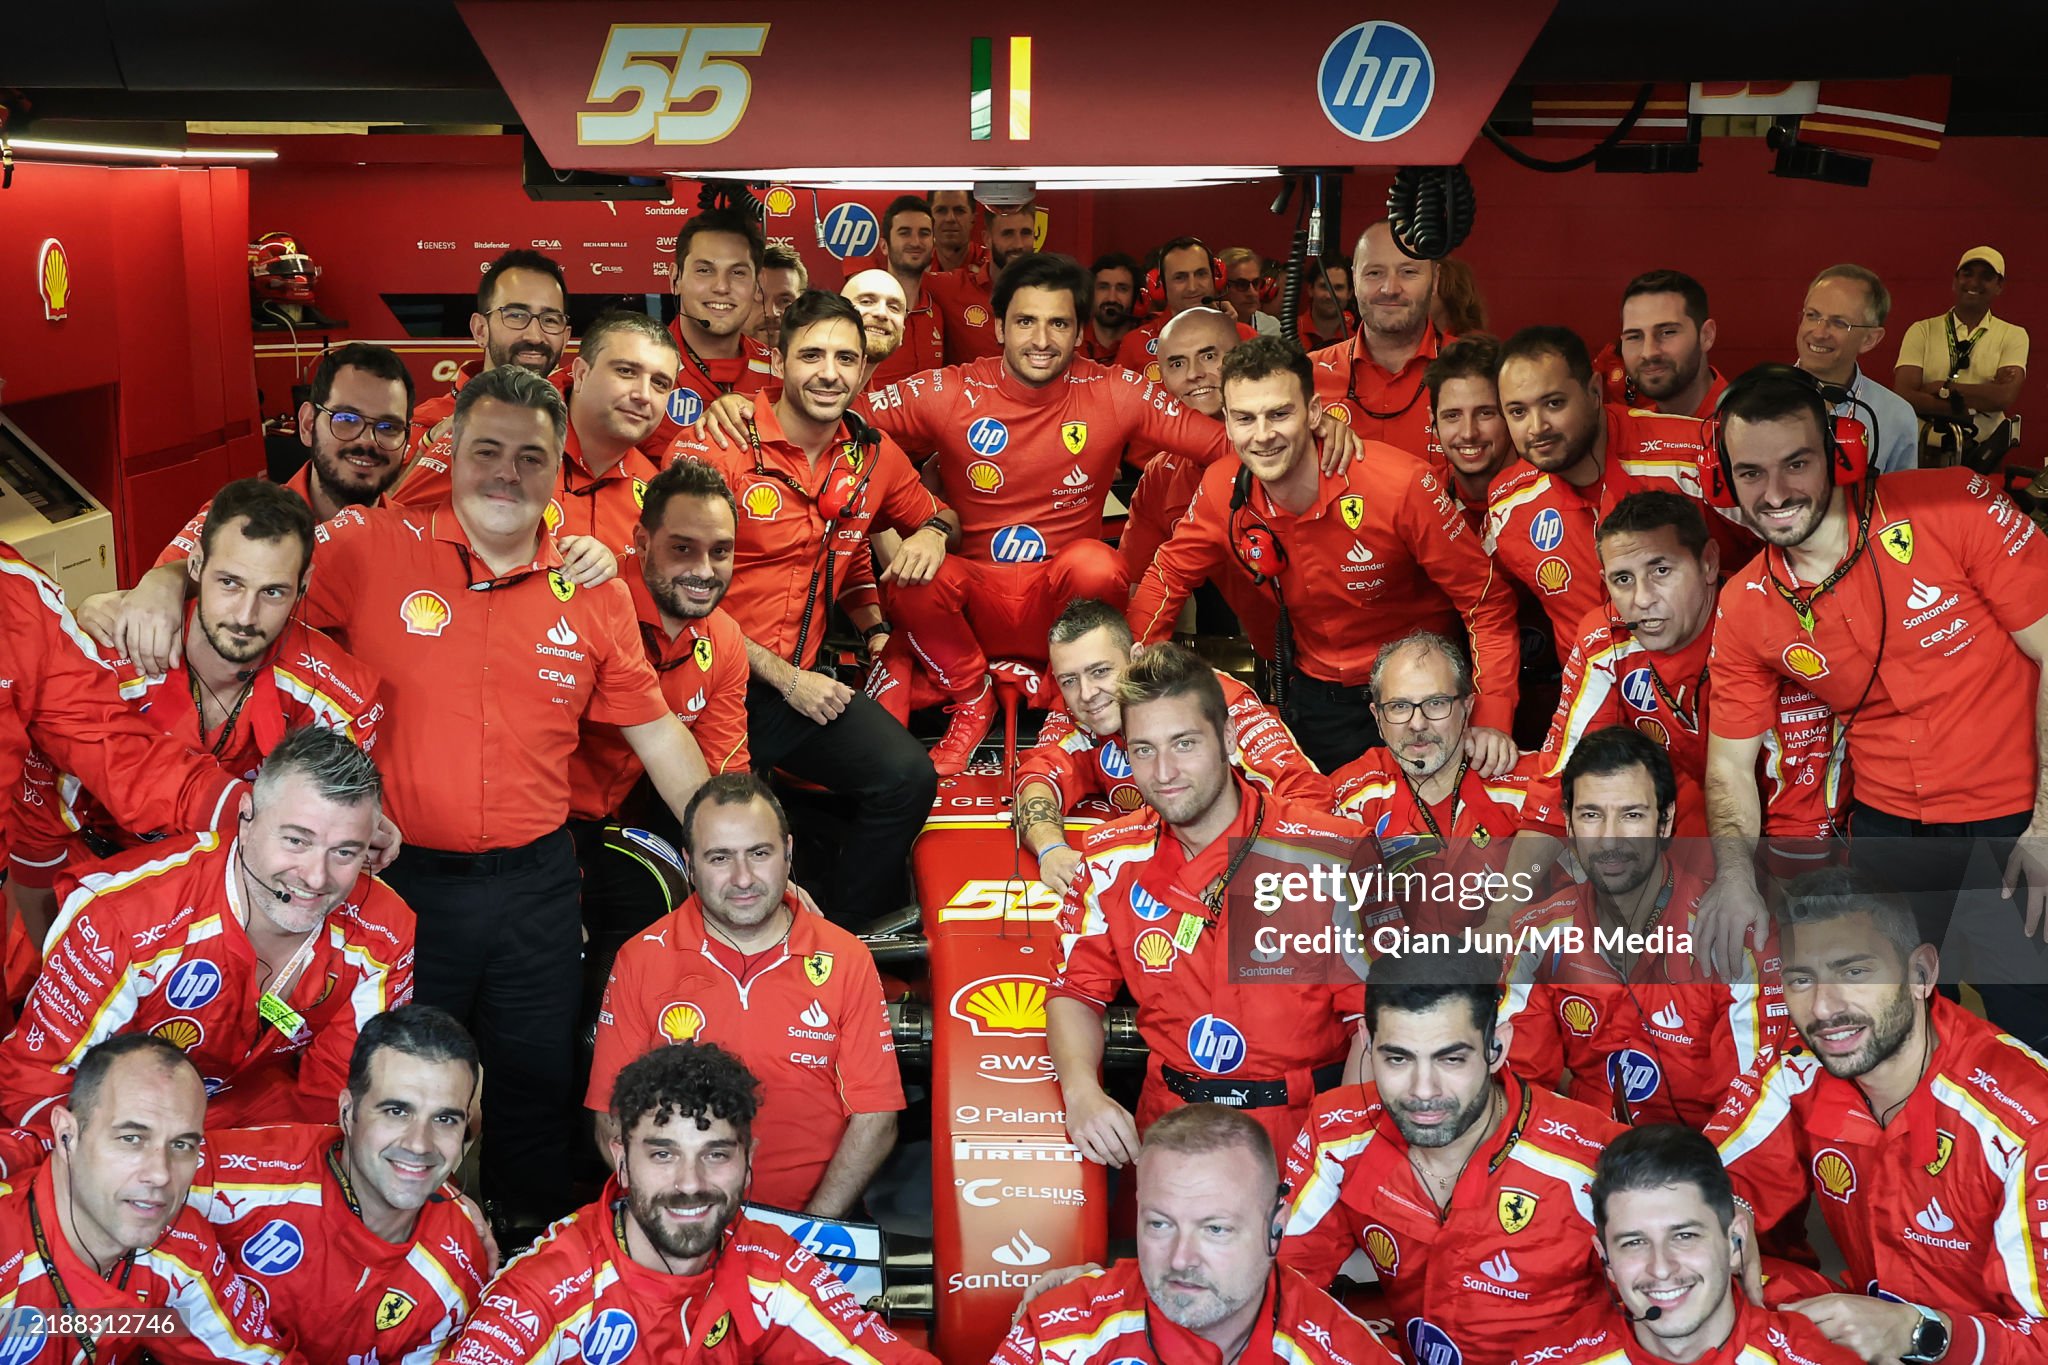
xmin=12 ymin=612 xmax=383 ymax=887
xmin=0 ymin=833 xmax=414 ymax=1132
xmin=924 ymin=260 xmax=1001 ymax=363
xmin=300 ymin=504 xmax=668 ymax=853
xmin=1130 ymin=443 xmax=1520 ymax=723
xmin=569 ymin=577 xmax=751 ymax=822
xmin=1503 ymin=858 xmax=1785 ymax=1130
xmin=447 ymin=1187 xmax=934 ymax=1365
xmin=1594 ymin=341 xmax=1730 ymax=419
xmin=1281 ymin=1072 xmax=1624 ymax=1365
xmin=666 ymin=396 xmax=945 ymax=670
xmin=1309 ymin=324 xmax=1452 ymax=462
xmin=1484 ymin=405 xmax=1740 ymax=644
xmin=586 ymin=890 xmax=903 ymax=1211
xmin=1120 ymin=444 xmax=1283 ymax=659
xmin=1051 ymin=777 xmax=1367 ymax=1153
xmin=1710 ymin=469 xmax=2048 ymax=824
xmin=188 ymin=1122 xmax=492 ymax=1365
xmin=865 ymin=356 xmax=1230 ymax=564
xmin=1020 ymin=668 xmax=1332 ymax=815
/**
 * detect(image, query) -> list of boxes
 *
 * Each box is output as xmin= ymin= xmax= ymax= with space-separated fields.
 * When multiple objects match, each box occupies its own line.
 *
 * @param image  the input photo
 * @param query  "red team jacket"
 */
xmin=568 ymin=580 xmax=752 ymax=821
xmin=1502 ymin=860 xmax=1785 ymax=1129
xmin=1051 ymin=777 xmax=1368 ymax=1152
xmin=863 ymin=356 xmax=1230 ymax=564
xmin=0 ymin=546 xmax=243 ymax=885
xmin=13 ymin=612 xmax=384 ymax=887
xmin=586 ymin=891 xmax=903 ymax=1211
xmin=1509 ymin=1298 xmax=1859 ymax=1365
xmin=0 ymin=835 xmax=414 ymax=1132
xmin=1280 ymin=1072 xmax=1625 ymax=1365
xmin=1708 ymin=995 xmax=2048 ymax=1365
xmin=996 ymin=1259 xmax=1398 ymax=1365
xmin=1130 ymin=443 xmax=1519 ymax=716
xmin=447 ymin=1185 xmax=935 ymax=1365
xmin=187 ymin=1122 xmax=492 ymax=1365
xmin=1330 ymin=753 xmax=1531 ymax=933
xmin=1120 ymin=444 xmax=1282 ymax=659
xmin=1018 ymin=668 xmax=1332 ymax=815
xmin=0 ymin=1162 xmax=301 ymax=1365
xmin=1482 ymin=407 xmax=1742 ymax=644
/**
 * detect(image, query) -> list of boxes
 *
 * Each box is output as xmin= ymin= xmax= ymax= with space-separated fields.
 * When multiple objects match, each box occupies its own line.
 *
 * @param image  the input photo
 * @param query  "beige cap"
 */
xmin=1958 ymin=246 xmax=2006 ymax=277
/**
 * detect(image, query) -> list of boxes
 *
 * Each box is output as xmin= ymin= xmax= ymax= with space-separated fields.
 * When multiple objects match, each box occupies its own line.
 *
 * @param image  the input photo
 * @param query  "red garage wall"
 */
xmin=0 ymin=162 xmax=262 ymax=580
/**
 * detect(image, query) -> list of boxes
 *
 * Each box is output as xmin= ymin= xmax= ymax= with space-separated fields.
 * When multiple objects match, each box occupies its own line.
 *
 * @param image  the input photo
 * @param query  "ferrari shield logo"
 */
xmin=632 ymin=478 xmax=648 ymax=509
xmin=1879 ymin=520 xmax=1914 ymax=563
xmin=1926 ymin=1130 xmax=1954 ymax=1176
xmin=693 ymin=637 xmax=714 ymax=670
xmin=842 ymin=440 xmax=865 ymax=472
xmin=375 ymin=1290 xmax=415 ymax=1331
xmin=1498 ymin=1187 xmax=1539 ymax=1234
xmin=549 ymin=570 xmax=576 ymax=602
xmin=703 ymin=1313 xmax=732 ymax=1348
xmin=804 ymin=952 xmax=834 ymax=986
xmin=1339 ymin=495 xmax=1365 ymax=531
xmin=1061 ymin=421 xmax=1088 ymax=455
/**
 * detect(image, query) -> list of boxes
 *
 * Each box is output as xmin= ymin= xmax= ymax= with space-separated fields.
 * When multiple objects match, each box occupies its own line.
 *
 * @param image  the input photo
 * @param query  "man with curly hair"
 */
xmin=450 ymin=1042 xmax=933 ymax=1365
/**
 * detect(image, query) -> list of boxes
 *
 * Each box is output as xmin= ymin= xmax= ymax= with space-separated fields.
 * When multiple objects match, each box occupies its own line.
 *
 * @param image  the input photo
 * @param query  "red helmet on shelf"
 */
xmin=249 ymin=231 xmax=321 ymax=304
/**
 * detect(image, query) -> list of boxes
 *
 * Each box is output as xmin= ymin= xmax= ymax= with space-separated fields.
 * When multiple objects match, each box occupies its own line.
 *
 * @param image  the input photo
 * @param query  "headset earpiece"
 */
xmin=1700 ymin=363 xmax=1872 ymax=509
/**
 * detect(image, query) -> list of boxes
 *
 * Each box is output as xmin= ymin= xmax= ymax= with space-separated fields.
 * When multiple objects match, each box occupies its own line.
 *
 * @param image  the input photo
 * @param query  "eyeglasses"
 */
xmin=1800 ymin=309 xmax=1880 ymax=336
xmin=485 ymin=304 xmax=570 ymax=335
xmin=1374 ymin=694 xmax=1465 ymax=723
xmin=312 ymin=402 xmax=411 ymax=451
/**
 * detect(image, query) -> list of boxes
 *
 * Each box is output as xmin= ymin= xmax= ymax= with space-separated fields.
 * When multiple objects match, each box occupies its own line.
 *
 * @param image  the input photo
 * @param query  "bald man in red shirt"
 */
xmin=1308 ymin=221 xmax=1453 ymax=464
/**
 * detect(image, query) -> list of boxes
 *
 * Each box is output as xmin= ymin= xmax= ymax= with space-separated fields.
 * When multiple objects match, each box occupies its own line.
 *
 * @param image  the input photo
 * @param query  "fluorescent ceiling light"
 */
xmin=689 ymin=165 xmax=1277 ymax=189
xmin=9 ymin=138 xmax=277 ymax=163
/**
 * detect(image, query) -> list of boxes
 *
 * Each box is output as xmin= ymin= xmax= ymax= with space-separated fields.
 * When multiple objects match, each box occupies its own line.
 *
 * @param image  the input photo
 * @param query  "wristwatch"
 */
xmin=1937 ymin=384 xmax=1952 ymax=400
xmin=1901 ymin=1303 xmax=1950 ymax=1363
xmin=860 ymin=620 xmax=891 ymax=644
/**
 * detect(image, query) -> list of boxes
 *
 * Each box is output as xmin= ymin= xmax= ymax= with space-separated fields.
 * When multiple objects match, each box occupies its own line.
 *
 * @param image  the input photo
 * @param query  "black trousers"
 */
xmin=1279 ymin=667 xmax=1382 ymax=774
xmin=746 ymin=680 xmax=936 ymax=927
xmin=1848 ymin=803 xmax=2048 ymax=1051
xmin=384 ymin=826 xmax=581 ymax=1225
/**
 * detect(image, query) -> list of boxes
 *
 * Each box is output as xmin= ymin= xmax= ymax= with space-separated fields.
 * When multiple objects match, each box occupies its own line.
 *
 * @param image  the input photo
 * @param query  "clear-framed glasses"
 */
xmin=311 ymin=402 xmax=411 ymax=451
xmin=1800 ymin=309 xmax=1879 ymax=336
xmin=485 ymin=304 xmax=570 ymax=335
xmin=1374 ymin=694 xmax=1464 ymax=724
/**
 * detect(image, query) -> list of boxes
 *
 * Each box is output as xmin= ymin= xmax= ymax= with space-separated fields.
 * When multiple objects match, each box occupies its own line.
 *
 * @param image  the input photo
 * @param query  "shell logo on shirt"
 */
xmin=399 ymin=590 xmax=453 ymax=637
xmin=951 ymin=976 xmax=1049 ymax=1036
xmin=1362 ymin=1224 xmax=1400 ymax=1276
xmin=1535 ymin=556 xmax=1572 ymax=594
xmin=1560 ymin=995 xmax=1597 ymax=1036
xmin=742 ymin=483 xmax=784 ymax=519
xmin=150 ymin=1016 xmax=205 ymax=1051
xmin=542 ymin=499 xmax=564 ymax=533
xmin=1110 ymin=784 xmax=1144 ymax=811
xmin=659 ymin=1001 xmax=706 ymax=1042
xmin=1814 ymin=1147 xmax=1857 ymax=1201
xmin=964 ymin=304 xmax=990 ymax=328
xmin=1134 ymin=929 xmax=1176 ymax=973
xmin=967 ymin=460 xmax=1005 ymax=493
xmin=1782 ymin=643 xmax=1829 ymax=680
xmin=1325 ymin=402 xmax=1353 ymax=426
xmin=1636 ymin=717 xmax=1670 ymax=747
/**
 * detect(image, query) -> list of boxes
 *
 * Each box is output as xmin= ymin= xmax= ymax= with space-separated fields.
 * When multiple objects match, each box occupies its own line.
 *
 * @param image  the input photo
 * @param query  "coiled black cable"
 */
xmin=1385 ymin=166 xmax=1476 ymax=261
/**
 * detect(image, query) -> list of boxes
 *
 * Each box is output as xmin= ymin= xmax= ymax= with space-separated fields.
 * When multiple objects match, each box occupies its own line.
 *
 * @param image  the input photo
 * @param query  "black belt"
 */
xmin=1160 ymin=1061 xmax=1345 ymax=1110
xmin=1280 ymin=667 xmax=1371 ymax=704
xmin=400 ymin=826 xmax=568 ymax=879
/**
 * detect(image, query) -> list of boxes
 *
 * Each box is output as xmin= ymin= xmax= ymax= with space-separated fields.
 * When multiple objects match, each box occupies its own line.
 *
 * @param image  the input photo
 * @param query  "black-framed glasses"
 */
xmin=1374 ymin=694 xmax=1465 ymax=723
xmin=311 ymin=402 xmax=411 ymax=451
xmin=484 ymin=304 xmax=570 ymax=335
